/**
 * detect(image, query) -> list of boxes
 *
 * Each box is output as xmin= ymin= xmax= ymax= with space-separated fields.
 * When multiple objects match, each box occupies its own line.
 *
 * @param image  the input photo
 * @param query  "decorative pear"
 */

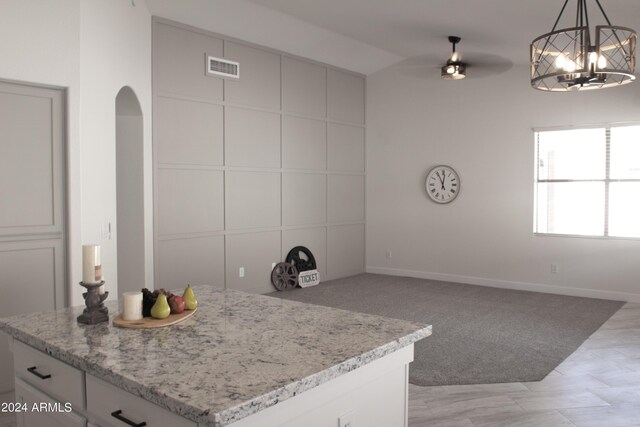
xmin=150 ymin=294 xmax=171 ymax=319
xmin=183 ymin=284 xmax=197 ymax=310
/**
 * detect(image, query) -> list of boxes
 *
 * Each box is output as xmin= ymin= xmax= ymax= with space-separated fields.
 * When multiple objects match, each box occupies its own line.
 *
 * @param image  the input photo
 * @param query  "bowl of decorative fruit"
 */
xmin=113 ymin=285 xmax=198 ymax=328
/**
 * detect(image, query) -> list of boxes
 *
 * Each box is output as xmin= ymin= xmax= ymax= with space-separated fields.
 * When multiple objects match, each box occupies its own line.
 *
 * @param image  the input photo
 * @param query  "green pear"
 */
xmin=150 ymin=294 xmax=171 ymax=319
xmin=183 ymin=284 xmax=197 ymax=310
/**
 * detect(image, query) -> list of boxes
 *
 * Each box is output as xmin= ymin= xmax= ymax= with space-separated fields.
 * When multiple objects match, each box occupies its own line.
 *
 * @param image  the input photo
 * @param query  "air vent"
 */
xmin=206 ymin=55 xmax=240 ymax=79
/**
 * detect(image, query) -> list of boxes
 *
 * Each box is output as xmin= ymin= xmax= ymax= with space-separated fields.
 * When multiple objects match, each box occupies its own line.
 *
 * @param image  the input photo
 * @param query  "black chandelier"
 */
xmin=530 ymin=0 xmax=636 ymax=91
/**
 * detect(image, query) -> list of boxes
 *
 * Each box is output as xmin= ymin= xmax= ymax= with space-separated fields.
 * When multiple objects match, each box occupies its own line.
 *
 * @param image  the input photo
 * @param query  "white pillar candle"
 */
xmin=122 ymin=291 xmax=143 ymax=321
xmin=82 ymin=244 xmax=103 ymax=284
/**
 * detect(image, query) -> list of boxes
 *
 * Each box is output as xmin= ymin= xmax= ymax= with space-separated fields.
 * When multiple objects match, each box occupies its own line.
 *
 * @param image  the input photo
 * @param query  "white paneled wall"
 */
xmin=153 ymin=19 xmax=365 ymax=292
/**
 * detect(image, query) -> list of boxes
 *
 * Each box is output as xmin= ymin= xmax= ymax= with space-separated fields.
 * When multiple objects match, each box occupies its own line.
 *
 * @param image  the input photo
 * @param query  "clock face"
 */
xmin=425 ymin=165 xmax=460 ymax=204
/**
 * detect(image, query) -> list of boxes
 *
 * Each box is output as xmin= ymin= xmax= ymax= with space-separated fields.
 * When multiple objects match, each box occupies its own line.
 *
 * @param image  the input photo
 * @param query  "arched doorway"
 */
xmin=115 ymin=86 xmax=144 ymax=294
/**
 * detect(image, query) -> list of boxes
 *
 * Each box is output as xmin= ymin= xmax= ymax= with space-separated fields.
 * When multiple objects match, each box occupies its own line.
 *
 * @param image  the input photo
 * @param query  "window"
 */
xmin=534 ymin=124 xmax=640 ymax=238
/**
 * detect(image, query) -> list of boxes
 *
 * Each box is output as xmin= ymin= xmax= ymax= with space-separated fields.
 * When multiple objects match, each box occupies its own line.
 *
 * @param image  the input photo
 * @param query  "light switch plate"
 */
xmin=101 ymin=222 xmax=112 ymax=240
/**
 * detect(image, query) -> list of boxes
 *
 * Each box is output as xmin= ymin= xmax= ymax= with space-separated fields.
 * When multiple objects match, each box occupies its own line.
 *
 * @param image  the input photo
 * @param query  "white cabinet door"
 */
xmin=15 ymin=378 xmax=85 ymax=427
xmin=86 ymin=374 xmax=196 ymax=427
xmin=13 ymin=341 xmax=85 ymax=411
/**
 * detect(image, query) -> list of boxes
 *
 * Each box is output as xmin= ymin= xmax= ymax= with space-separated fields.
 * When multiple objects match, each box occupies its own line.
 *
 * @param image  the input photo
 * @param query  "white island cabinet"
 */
xmin=13 ymin=340 xmax=86 ymax=427
xmin=2 ymin=286 xmax=431 ymax=427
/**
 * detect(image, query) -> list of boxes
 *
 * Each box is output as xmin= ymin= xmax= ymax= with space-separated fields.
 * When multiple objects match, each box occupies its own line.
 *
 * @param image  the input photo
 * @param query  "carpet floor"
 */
xmin=268 ymin=273 xmax=625 ymax=386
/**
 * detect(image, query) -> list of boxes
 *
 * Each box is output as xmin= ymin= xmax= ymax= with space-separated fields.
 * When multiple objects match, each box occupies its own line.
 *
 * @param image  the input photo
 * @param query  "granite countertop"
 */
xmin=0 ymin=285 xmax=431 ymax=426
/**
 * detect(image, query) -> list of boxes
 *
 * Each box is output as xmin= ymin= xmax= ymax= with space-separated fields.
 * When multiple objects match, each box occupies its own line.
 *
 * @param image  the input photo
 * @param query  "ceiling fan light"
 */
xmin=441 ymin=35 xmax=466 ymax=80
xmin=441 ymin=63 xmax=466 ymax=80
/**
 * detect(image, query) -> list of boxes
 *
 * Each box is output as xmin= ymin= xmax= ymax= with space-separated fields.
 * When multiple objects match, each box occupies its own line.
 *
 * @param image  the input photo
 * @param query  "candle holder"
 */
xmin=77 ymin=281 xmax=109 ymax=325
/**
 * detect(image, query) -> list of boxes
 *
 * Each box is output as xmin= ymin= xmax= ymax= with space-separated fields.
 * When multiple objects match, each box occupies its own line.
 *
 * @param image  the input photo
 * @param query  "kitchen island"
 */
xmin=0 ymin=286 xmax=431 ymax=427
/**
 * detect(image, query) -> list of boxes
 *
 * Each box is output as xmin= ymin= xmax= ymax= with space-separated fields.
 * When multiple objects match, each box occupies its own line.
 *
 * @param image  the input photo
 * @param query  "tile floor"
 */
xmin=1 ymin=303 xmax=637 ymax=427
xmin=409 ymin=302 xmax=640 ymax=427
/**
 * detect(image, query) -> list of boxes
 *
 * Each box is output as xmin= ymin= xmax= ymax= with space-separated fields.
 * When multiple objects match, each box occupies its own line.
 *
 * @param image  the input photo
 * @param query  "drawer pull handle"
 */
xmin=111 ymin=410 xmax=147 ymax=427
xmin=26 ymin=366 xmax=51 ymax=380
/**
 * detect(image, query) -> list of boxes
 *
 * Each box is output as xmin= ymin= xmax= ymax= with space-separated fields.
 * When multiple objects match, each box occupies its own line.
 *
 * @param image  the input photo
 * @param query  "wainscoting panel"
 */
xmin=225 ymin=171 xmax=281 ymax=230
xmin=327 ymin=68 xmax=365 ymax=124
xmin=226 ymin=231 xmax=281 ymax=294
xmin=282 ymin=173 xmax=327 ymax=226
xmin=224 ymin=41 xmax=281 ymax=110
xmin=282 ymin=116 xmax=327 ymax=170
xmin=282 ymin=56 xmax=326 ymax=117
xmin=153 ymin=18 xmax=365 ymax=293
xmin=327 ymin=174 xmax=365 ymax=223
xmin=328 ymin=123 xmax=365 ymax=172
xmin=156 ymin=236 xmax=225 ymax=289
xmin=155 ymin=97 xmax=223 ymax=166
xmin=327 ymin=224 xmax=365 ymax=280
xmin=156 ymin=168 xmax=224 ymax=235
xmin=225 ymin=107 xmax=281 ymax=168
xmin=153 ymin=21 xmax=223 ymax=100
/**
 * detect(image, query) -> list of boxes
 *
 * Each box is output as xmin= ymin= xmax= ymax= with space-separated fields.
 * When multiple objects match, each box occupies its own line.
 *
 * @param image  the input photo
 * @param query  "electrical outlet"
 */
xmin=338 ymin=411 xmax=354 ymax=427
xmin=239 ymin=267 xmax=245 ymax=278
xmin=385 ymin=250 xmax=392 ymax=259
xmin=551 ymin=263 xmax=559 ymax=274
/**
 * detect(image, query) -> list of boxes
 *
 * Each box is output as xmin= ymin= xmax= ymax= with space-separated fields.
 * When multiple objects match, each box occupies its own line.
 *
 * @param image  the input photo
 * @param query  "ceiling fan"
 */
xmin=395 ymin=35 xmax=513 ymax=80
xmin=441 ymin=36 xmax=466 ymax=79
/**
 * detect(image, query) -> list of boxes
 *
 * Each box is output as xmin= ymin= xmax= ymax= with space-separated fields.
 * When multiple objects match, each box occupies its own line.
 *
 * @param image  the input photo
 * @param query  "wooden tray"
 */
xmin=113 ymin=308 xmax=196 ymax=329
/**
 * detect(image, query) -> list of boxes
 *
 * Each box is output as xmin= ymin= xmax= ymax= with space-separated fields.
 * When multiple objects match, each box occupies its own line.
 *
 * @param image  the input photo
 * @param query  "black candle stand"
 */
xmin=77 ymin=281 xmax=109 ymax=325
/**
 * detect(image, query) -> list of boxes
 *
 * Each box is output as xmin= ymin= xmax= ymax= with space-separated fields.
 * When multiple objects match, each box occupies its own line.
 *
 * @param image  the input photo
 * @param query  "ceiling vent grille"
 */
xmin=206 ymin=55 xmax=240 ymax=79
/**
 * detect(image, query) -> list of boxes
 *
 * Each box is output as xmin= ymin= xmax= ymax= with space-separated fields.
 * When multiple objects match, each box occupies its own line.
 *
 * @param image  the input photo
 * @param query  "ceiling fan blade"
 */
xmin=458 ymin=52 xmax=513 ymax=78
xmin=392 ymin=51 xmax=512 ymax=80
xmin=392 ymin=54 xmax=443 ymax=79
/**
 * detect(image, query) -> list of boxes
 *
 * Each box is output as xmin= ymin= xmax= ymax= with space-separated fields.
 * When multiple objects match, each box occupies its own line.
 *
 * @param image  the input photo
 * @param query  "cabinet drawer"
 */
xmin=86 ymin=374 xmax=196 ymax=427
xmin=14 ymin=340 xmax=85 ymax=411
xmin=15 ymin=377 xmax=86 ymax=427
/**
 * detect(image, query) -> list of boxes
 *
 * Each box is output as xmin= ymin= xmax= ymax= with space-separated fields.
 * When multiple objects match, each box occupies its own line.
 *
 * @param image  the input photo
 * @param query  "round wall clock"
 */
xmin=425 ymin=165 xmax=460 ymax=204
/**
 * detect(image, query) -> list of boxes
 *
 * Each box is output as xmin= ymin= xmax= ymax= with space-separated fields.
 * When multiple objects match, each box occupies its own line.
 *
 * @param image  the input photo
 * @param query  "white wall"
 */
xmin=0 ymin=0 xmax=153 ymax=306
xmin=79 ymin=0 xmax=153 ymax=305
xmin=366 ymin=64 xmax=640 ymax=302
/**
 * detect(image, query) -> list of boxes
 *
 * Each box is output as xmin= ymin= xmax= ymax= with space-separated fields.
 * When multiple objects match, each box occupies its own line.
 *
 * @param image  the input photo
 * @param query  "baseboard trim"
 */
xmin=365 ymin=266 xmax=640 ymax=303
